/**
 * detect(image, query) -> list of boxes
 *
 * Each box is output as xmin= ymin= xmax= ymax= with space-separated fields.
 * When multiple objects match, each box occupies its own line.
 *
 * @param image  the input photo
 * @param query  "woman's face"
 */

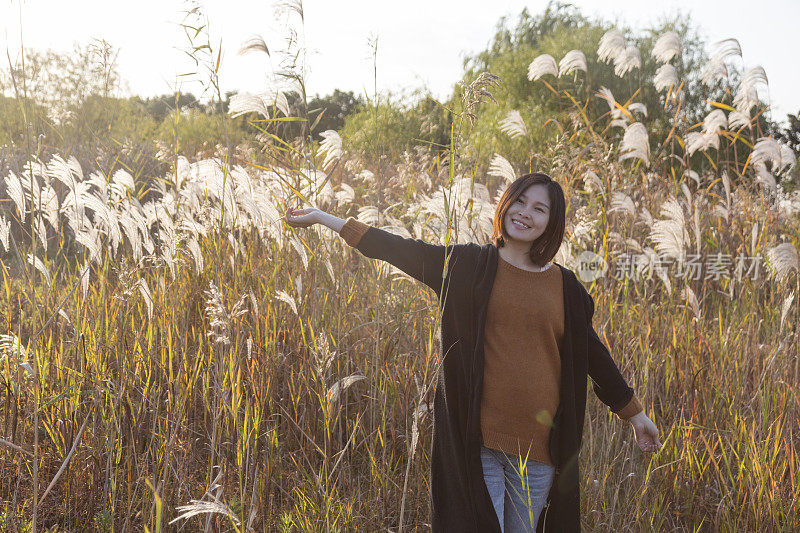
xmin=503 ymin=183 xmax=551 ymax=246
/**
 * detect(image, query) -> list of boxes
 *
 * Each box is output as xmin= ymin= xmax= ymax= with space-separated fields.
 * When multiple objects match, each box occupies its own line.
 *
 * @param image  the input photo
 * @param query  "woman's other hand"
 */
xmin=628 ymin=411 xmax=662 ymax=453
xmin=284 ymin=206 xmax=320 ymax=228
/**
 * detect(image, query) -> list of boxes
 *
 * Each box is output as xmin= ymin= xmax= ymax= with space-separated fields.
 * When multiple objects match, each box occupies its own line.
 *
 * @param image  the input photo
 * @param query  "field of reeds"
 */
xmin=1 ymin=1 xmax=799 ymax=531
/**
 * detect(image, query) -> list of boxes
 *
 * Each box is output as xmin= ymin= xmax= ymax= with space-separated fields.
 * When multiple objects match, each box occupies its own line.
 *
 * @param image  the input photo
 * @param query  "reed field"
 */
xmin=0 ymin=1 xmax=799 ymax=531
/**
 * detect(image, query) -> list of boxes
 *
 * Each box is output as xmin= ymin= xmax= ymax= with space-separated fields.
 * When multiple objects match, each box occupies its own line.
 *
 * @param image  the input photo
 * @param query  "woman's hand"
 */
xmin=628 ymin=411 xmax=662 ymax=453
xmin=284 ymin=206 xmax=320 ymax=229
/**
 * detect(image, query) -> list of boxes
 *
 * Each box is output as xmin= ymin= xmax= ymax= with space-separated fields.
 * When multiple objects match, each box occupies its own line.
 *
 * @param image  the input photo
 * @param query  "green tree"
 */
xmin=136 ymin=91 xmax=202 ymax=123
xmin=455 ymin=1 xmax=783 ymax=179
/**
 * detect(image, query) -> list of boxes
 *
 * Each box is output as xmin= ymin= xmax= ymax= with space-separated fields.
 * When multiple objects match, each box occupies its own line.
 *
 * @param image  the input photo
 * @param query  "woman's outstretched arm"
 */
xmin=283 ymin=206 xmax=459 ymax=298
xmin=583 ymin=289 xmax=662 ymax=452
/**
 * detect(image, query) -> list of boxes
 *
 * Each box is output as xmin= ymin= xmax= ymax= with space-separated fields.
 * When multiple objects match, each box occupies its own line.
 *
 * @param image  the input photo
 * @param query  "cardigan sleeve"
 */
xmin=338 ymin=216 xmax=460 ymax=297
xmin=584 ymin=289 xmax=644 ymax=421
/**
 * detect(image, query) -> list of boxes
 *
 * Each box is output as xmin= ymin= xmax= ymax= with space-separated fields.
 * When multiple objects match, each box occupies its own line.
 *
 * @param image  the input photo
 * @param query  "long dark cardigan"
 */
xmin=346 ymin=224 xmax=637 ymax=532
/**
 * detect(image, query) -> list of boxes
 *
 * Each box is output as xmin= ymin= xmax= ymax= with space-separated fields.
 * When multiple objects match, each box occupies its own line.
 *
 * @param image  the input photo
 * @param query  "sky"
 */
xmin=2 ymin=0 xmax=798 ymax=127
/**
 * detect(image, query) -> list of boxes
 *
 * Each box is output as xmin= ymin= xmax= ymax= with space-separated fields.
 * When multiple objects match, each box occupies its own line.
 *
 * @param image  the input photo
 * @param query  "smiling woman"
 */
xmin=284 ymin=171 xmax=661 ymax=532
xmin=492 ymin=173 xmax=566 ymax=273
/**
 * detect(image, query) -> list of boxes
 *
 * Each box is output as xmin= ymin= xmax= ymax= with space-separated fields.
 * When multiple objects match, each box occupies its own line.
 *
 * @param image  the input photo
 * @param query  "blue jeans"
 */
xmin=480 ymin=444 xmax=556 ymax=532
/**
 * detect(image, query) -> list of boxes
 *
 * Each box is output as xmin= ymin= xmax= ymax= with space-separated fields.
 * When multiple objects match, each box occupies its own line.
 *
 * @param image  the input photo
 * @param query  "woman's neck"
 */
xmin=498 ymin=244 xmax=550 ymax=272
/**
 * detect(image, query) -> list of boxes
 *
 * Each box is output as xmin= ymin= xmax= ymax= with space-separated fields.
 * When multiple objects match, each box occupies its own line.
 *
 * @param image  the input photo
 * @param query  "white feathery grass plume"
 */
xmin=734 ymin=66 xmax=768 ymax=113
xmin=34 ymin=217 xmax=48 ymax=253
xmin=751 ymin=137 xmax=795 ymax=174
xmin=0 ymin=217 xmax=10 ymax=252
xmin=5 ymin=171 xmax=26 ymax=216
xmin=527 ymin=54 xmax=558 ymax=81
xmin=779 ymin=144 xmax=797 ymax=174
xmin=118 ymin=210 xmax=146 ymax=261
xmin=712 ymin=38 xmax=742 ymax=62
xmin=356 ymin=205 xmax=382 ymax=226
xmin=355 ymin=169 xmax=375 ymax=184
xmin=598 ymin=29 xmax=626 ymax=63
xmin=648 ymin=196 xmax=689 ymax=261
xmin=134 ymin=279 xmax=154 ymax=321
xmin=610 ymin=118 xmax=629 ymax=130
xmin=681 ymin=182 xmax=693 ymax=208
xmin=186 ymin=237 xmax=204 ymax=274
xmin=334 ymin=183 xmax=355 ymax=205
xmin=608 ymin=192 xmax=636 ymax=217
xmin=169 ymin=500 xmax=241 ymax=526
xmin=765 ymin=242 xmax=798 ymax=282
xmin=0 ymin=334 xmax=27 ymax=361
xmin=39 ymin=184 xmax=59 ymax=232
xmin=327 ymin=373 xmax=366 ymax=407
xmin=75 ymin=228 xmax=102 ymax=263
xmin=238 ymin=34 xmax=269 ymax=56
xmin=110 ymin=169 xmax=135 ymax=200
xmin=628 ymin=103 xmax=647 ymax=118
xmin=780 ymin=290 xmax=794 ymax=333
xmin=701 ymin=39 xmax=741 ymax=87
xmin=583 ymin=170 xmax=604 ymax=195
xmin=288 ymin=234 xmax=308 ymax=270
xmin=683 ymin=170 xmax=700 ymax=187
xmin=319 ymin=130 xmax=343 ymax=170
xmin=231 ymin=167 xmax=261 ymax=227
xmin=728 ymin=109 xmax=751 ymax=130
xmin=606 ymin=230 xmax=623 ymax=246
xmin=85 ymin=171 xmax=108 ymax=197
xmin=324 ymin=257 xmax=336 ymax=286
xmin=685 ymin=132 xmax=716 ymax=156
xmin=275 ymin=0 xmax=304 ymax=21
xmin=79 ymin=262 xmax=91 ymax=298
xmin=26 ymin=254 xmax=51 ymax=286
xmin=499 ymin=110 xmax=527 ymax=138
xmin=691 ymin=201 xmax=701 ymax=256
xmin=626 ymin=236 xmax=644 ymax=254
xmin=45 ymin=154 xmax=78 ymax=190
xmin=754 ymin=162 xmax=776 ymax=190
xmin=227 ymin=233 xmax=242 ymax=257
xmin=651 ymin=31 xmax=681 ymax=63
xmin=569 ymin=206 xmax=597 ymax=249
xmin=680 ymin=286 xmax=702 ymax=322
xmin=703 ymin=109 xmax=728 ymax=134
xmin=410 ymin=400 xmax=432 ymax=453
xmin=228 ymin=92 xmax=272 ymax=119
xmin=205 ymin=281 xmax=232 ymax=346
xmin=488 ymin=154 xmax=516 ymax=183
xmin=268 ymin=88 xmax=291 ymax=117
xmin=156 ymin=208 xmax=181 ymax=278
xmin=638 ymin=206 xmax=654 ymax=228
xmin=558 ymin=50 xmax=587 ymax=76
xmin=618 ymin=123 xmax=650 ymax=166
xmin=0 ymin=334 xmax=36 ymax=382
xmin=248 ymin=290 xmax=259 ymax=316
xmin=751 ymin=222 xmax=760 ymax=257
xmin=642 ymin=246 xmax=672 ymax=295
xmin=18 ymin=167 xmax=43 ymax=203
xmin=654 ymin=64 xmax=678 ymax=92
xmin=701 ymin=56 xmax=728 ymax=87
xmin=596 ymin=87 xmax=616 ymax=112
xmin=614 ymin=45 xmax=641 ymax=77
xmin=294 ymin=274 xmax=303 ymax=303
xmin=721 ymin=170 xmax=731 ymax=209
xmin=312 ymin=334 xmax=334 ymax=376
xmin=275 ymin=289 xmax=298 ymax=316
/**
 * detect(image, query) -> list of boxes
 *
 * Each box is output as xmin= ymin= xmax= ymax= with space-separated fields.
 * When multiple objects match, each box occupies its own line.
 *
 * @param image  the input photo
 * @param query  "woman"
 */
xmin=284 ymin=172 xmax=661 ymax=532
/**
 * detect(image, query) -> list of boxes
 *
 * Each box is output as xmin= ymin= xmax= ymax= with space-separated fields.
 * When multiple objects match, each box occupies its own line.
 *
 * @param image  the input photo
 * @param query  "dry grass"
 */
xmin=1 ymin=7 xmax=799 ymax=532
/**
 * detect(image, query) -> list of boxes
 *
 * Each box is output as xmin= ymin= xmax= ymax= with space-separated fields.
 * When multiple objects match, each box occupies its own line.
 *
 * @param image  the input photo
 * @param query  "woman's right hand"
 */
xmin=284 ymin=206 xmax=320 ymax=228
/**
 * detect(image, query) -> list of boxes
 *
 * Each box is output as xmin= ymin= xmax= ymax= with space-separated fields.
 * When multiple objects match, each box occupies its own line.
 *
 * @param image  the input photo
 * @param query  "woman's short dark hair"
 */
xmin=491 ymin=173 xmax=566 ymax=266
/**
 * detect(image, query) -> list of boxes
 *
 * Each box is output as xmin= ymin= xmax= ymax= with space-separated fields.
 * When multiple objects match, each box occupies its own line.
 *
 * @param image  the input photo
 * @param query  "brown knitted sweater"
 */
xmin=338 ymin=217 xmax=643 ymax=466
